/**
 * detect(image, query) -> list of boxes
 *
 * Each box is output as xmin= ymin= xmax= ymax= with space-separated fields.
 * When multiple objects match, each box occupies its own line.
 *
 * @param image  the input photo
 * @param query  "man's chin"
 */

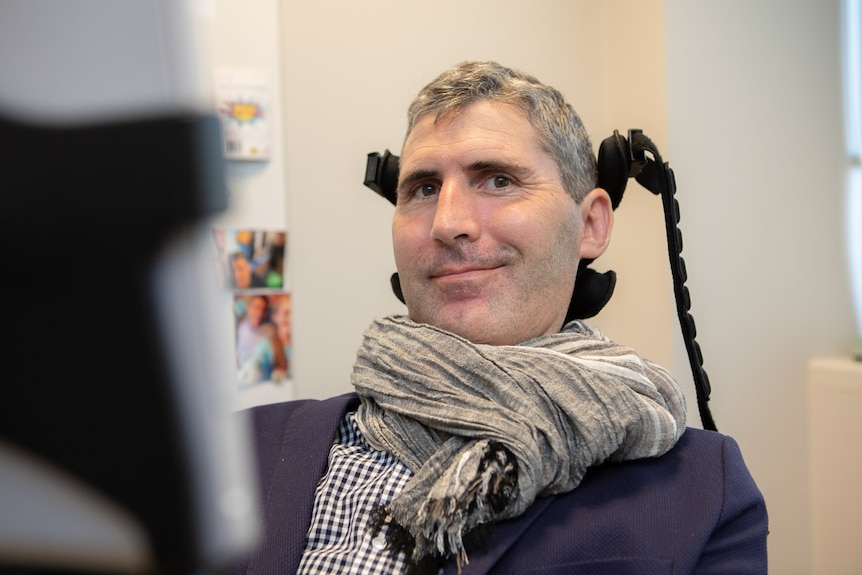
xmin=428 ymin=313 xmax=518 ymax=346
xmin=409 ymin=303 xmax=496 ymax=343
xmin=409 ymin=301 xmax=564 ymax=346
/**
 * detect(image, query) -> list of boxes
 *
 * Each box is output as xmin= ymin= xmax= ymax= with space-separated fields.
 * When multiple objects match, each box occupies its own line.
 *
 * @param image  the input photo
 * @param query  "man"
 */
xmin=230 ymin=251 xmax=268 ymax=289
xmin=231 ymin=62 xmax=767 ymax=575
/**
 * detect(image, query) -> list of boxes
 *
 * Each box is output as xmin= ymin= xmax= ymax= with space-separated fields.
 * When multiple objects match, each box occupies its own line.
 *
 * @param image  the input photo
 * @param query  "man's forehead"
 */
xmin=401 ymin=101 xmax=541 ymax=167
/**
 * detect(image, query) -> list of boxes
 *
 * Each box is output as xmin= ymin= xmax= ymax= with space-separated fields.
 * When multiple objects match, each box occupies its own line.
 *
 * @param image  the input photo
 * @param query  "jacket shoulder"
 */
xmin=247 ymin=392 xmax=359 ymax=441
xmin=478 ymin=427 xmax=768 ymax=574
xmin=229 ymin=393 xmax=361 ymax=575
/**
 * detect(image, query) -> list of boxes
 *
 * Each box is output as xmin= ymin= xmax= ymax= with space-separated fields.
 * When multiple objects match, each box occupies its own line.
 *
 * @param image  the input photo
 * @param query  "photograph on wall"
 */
xmin=212 ymin=228 xmax=287 ymax=292
xmin=233 ymin=292 xmax=292 ymax=387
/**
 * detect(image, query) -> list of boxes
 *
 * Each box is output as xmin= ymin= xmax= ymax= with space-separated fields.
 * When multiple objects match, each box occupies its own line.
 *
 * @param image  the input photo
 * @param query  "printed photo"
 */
xmin=233 ymin=292 xmax=292 ymax=386
xmin=212 ymin=228 xmax=287 ymax=292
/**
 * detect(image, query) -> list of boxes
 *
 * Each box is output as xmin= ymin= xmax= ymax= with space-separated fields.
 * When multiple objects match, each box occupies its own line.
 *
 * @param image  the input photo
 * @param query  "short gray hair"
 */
xmin=406 ymin=61 xmax=597 ymax=202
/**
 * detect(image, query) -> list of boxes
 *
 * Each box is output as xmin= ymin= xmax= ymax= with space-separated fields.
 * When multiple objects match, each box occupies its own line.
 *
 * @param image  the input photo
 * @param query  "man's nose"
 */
xmin=430 ymin=180 xmax=481 ymax=244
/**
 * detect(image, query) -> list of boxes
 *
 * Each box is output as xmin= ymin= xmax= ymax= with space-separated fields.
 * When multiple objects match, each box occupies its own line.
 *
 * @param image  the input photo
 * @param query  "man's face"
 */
xmin=392 ymin=101 xmax=583 ymax=345
xmin=246 ymin=296 xmax=267 ymax=326
xmin=231 ymin=254 xmax=252 ymax=289
xmin=273 ymin=297 xmax=292 ymax=341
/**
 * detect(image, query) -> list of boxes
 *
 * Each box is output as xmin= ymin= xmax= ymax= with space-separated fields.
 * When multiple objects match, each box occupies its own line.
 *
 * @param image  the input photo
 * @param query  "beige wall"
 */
xmin=203 ymin=1 xmax=856 ymax=573
xmin=666 ymin=1 xmax=852 ymax=573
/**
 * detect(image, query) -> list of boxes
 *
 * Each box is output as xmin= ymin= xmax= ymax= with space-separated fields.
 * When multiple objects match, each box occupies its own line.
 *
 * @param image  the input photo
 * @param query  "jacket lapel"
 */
xmin=248 ymin=393 xmax=359 ymax=575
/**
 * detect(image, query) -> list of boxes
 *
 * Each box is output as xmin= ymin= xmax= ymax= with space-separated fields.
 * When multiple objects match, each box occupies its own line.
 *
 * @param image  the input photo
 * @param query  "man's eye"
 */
xmin=492 ymin=175 xmax=511 ymax=188
xmin=415 ymin=183 xmax=438 ymax=197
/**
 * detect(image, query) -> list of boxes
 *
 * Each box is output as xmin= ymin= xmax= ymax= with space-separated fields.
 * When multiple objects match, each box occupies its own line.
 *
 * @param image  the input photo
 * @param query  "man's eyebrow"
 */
xmin=397 ymin=168 xmax=439 ymax=193
xmin=466 ymin=160 xmax=533 ymax=178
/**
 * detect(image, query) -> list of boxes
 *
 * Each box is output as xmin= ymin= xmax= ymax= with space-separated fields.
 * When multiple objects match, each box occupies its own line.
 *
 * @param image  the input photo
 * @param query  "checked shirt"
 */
xmin=296 ymin=413 xmax=414 ymax=575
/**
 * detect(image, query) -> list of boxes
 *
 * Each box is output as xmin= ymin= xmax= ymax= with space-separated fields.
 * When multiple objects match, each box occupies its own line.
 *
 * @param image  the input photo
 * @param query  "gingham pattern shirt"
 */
xmin=297 ymin=412 xmax=414 ymax=575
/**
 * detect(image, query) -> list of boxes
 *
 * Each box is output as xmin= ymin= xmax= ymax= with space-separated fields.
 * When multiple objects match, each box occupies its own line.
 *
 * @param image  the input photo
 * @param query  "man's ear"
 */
xmin=578 ymin=188 xmax=613 ymax=260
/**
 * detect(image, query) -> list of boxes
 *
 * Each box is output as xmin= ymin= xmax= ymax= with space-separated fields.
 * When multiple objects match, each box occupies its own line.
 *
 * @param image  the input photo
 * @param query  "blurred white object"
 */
xmin=0 ymin=1 xmax=259 ymax=572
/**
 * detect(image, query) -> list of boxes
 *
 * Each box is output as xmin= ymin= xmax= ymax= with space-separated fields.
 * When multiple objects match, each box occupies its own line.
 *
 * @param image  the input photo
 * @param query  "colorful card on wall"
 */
xmin=213 ymin=68 xmax=272 ymax=161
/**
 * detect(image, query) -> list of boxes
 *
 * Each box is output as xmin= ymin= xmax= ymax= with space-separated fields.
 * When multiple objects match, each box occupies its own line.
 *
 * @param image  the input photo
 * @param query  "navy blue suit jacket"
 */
xmin=231 ymin=393 xmax=767 ymax=574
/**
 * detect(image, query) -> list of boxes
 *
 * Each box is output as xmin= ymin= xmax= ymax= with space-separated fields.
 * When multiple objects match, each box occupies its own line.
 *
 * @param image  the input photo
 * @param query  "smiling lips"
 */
xmin=430 ymin=264 xmax=502 ymax=280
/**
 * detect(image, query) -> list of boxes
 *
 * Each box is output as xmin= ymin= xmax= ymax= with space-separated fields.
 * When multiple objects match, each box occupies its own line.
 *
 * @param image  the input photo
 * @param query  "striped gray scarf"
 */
xmin=352 ymin=315 xmax=686 ymax=572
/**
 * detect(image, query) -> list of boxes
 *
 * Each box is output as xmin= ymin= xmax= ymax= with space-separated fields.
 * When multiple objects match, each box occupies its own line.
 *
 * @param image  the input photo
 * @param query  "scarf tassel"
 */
xmin=370 ymin=442 xmax=518 ymax=574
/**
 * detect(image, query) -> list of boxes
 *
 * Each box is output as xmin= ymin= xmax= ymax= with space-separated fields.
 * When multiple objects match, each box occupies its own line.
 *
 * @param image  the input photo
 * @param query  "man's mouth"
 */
xmin=430 ymin=264 xmax=502 ymax=280
xmin=430 ymin=265 xmax=503 ymax=287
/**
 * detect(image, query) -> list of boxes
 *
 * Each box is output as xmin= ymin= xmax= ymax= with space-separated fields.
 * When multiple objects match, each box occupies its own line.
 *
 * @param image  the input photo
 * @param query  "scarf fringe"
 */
xmin=371 ymin=442 xmax=518 ymax=573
